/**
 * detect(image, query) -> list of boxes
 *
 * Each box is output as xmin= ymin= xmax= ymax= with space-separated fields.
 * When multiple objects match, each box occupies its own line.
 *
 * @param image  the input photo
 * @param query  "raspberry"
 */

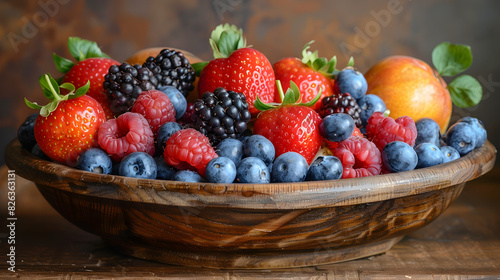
xmin=366 ymin=112 xmax=417 ymax=151
xmin=164 ymin=128 xmax=218 ymax=177
xmin=131 ymin=90 xmax=176 ymax=134
xmin=332 ymin=137 xmax=382 ymax=178
xmin=98 ymin=112 xmax=155 ymax=161
xmin=324 ymin=126 xmax=364 ymax=152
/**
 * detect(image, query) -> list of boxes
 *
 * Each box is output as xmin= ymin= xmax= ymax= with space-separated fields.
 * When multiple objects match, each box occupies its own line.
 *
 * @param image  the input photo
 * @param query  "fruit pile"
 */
xmin=18 ymin=24 xmax=487 ymax=184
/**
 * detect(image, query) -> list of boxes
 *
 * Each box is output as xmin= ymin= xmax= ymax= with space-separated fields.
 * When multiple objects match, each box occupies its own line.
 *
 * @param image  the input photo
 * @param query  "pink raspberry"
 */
xmin=366 ymin=112 xmax=417 ymax=151
xmin=98 ymin=112 xmax=155 ymax=161
xmin=333 ymin=137 xmax=382 ymax=178
xmin=164 ymin=128 xmax=217 ymax=177
xmin=131 ymin=90 xmax=176 ymax=134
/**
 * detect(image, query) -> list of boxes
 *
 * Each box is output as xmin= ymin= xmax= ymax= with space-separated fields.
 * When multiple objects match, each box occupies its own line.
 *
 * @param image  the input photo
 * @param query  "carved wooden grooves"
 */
xmin=4 ymin=139 xmax=497 ymax=268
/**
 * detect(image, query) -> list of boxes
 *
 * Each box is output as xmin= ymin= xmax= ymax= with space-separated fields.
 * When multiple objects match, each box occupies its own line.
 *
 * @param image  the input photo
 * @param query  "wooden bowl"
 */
xmin=5 ymin=139 xmax=496 ymax=269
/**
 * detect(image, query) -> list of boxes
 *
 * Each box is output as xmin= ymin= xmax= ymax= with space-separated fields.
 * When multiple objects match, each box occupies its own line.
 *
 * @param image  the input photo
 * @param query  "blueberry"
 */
xmin=415 ymin=118 xmax=441 ymax=147
xmin=456 ymin=117 xmax=487 ymax=148
xmin=76 ymin=148 xmax=113 ymax=174
xmin=156 ymin=122 xmax=183 ymax=152
xmin=320 ymin=113 xmax=355 ymax=142
xmin=171 ymin=170 xmax=205 ymax=182
xmin=333 ymin=67 xmax=368 ymax=100
xmin=216 ymin=138 xmax=244 ymax=166
xmin=235 ymin=157 xmax=270 ymax=184
xmin=271 ymin=152 xmax=309 ymax=183
xmin=158 ymin=85 xmax=187 ymax=120
xmin=205 ymin=157 xmax=237 ymax=183
xmin=154 ymin=157 xmax=177 ymax=180
xmin=306 ymin=156 xmax=343 ymax=181
xmin=31 ymin=144 xmax=49 ymax=160
xmin=243 ymin=135 xmax=275 ymax=166
xmin=119 ymin=152 xmax=157 ymax=179
xmin=382 ymin=141 xmax=418 ymax=173
xmin=440 ymin=146 xmax=461 ymax=163
xmin=357 ymin=94 xmax=386 ymax=127
xmin=17 ymin=113 xmax=38 ymax=151
xmin=445 ymin=122 xmax=477 ymax=156
xmin=414 ymin=143 xmax=444 ymax=168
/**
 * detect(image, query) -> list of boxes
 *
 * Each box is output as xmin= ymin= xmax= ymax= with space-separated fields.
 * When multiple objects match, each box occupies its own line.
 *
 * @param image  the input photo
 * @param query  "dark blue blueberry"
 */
xmin=118 ymin=152 xmax=157 ymax=179
xmin=158 ymin=85 xmax=187 ymax=120
xmin=17 ymin=113 xmax=38 ymax=151
xmin=440 ymin=146 xmax=461 ymax=163
xmin=271 ymin=152 xmax=308 ymax=183
xmin=205 ymin=157 xmax=237 ymax=183
xmin=216 ymin=138 xmax=244 ymax=166
xmin=320 ymin=113 xmax=355 ymax=142
xmin=456 ymin=117 xmax=487 ymax=148
xmin=333 ymin=67 xmax=368 ymax=100
xmin=171 ymin=170 xmax=205 ymax=182
xmin=235 ymin=157 xmax=270 ymax=184
xmin=31 ymin=144 xmax=49 ymax=160
xmin=357 ymin=94 xmax=387 ymax=127
xmin=445 ymin=122 xmax=477 ymax=156
xmin=414 ymin=143 xmax=444 ymax=168
xmin=382 ymin=141 xmax=418 ymax=172
xmin=243 ymin=135 xmax=275 ymax=166
xmin=76 ymin=148 xmax=113 ymax=174
xmin=306 ymin=156 xmax=343 ymax=181
xmin=154 ymin=157 xmax=177 ymax=180
xmin=415 ymin=118 xmax=441 ymax=147
xmin=156 ymin=122 xmax=183 ymax=152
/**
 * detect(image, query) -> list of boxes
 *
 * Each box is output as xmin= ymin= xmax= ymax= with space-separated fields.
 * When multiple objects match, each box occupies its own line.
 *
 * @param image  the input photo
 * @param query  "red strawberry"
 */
xmin=253 ymin=81 xmax=322 ymax=164
xmin=54 ymin=37 xmax=119 ymax=119
xmin=25 ymin=74 xmax=106 ymax=166
xmin=131 ymin=90 xmax=176 ymax=134
xmin=164 ymin=128 xmax=218 ymax=177
xmin=332 ymin=137 xmax=382 ymax=178
xmin=97 ymin=112 xmax=155 ymax=162
xmin=273 ymin=41 xmax=337 ymax=111
xmin=366 ymin=112 xmax=418 ymax=151
xmin=195 ymin=24 xmax=275 ymax=115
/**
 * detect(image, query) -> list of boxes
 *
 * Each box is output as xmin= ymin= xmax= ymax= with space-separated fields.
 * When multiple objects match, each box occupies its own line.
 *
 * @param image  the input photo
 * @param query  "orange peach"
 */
xmin=364 ymin=55 xmax=452 ymax=134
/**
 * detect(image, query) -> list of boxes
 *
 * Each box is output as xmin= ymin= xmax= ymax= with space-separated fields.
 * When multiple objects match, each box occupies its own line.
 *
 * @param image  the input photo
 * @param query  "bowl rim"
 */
xmin=5 ymin=138 xmax=496 ymax=209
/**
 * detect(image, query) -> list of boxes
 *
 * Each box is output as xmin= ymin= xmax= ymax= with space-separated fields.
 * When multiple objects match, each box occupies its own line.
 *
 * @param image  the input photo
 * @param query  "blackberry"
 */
xmin=103 ymin=63 xmax=158 ymax=115
xmin=143 ymin=49 xmax=196 ymax=97
xmin=320 ymin=93 xmax=362 ymax=128
xmin=193 ymin=88 xmax=252 ymax=145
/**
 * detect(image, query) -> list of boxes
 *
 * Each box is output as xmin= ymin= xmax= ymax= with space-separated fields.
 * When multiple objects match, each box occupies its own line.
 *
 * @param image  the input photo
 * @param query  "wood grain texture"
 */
xmin=4 ymin=139 xmax=497 ymax=268
xmin=0 ymin=166 xmax=499 ymax=278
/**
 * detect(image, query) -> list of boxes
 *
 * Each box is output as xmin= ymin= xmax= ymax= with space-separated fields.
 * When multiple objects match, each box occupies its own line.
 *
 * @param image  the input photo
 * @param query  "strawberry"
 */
xmin=253 ymin=81 xmax=322 ymax=164
xmin=53 ymin=37 xmax=119 ymax=119
xmin=194 ymin=24 xmax=275 ymax=115
xmin=273 ymin=41 xmax=338 ymax=111
xmin=25 ymin=74 xmax=106 ymax=166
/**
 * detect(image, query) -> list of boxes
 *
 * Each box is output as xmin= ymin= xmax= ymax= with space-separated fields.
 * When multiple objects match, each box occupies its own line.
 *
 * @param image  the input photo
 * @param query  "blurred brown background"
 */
xmin=1 ymin=0 xmax=499 ymax=165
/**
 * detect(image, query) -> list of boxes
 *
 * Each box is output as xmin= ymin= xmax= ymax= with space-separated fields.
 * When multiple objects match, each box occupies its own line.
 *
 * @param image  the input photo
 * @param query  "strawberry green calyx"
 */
xmin=53 ymin=37 xmax=110 ymax=74
xmin=209 ymin=23 xmax=248 ymax=59
xmin=191 ymin=23 xmax=250 ymax=76
xmin=301 ymin=41 xmax=355 ymax=78
xmin=254 ymin=80 xmax=322 ymax=112
xmin=25 ymin=74 xmax=90 ymax=117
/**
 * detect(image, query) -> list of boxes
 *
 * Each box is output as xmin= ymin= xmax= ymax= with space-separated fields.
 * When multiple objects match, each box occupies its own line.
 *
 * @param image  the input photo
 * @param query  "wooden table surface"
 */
xmin=0 ymin=165 xmax=499 ymax=279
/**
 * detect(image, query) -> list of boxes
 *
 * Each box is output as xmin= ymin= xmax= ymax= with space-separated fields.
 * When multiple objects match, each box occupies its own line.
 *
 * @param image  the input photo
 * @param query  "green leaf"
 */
xmin=68 ymin=37 xmax=110 ymax=62
xmin=191 ymin=61 xmax=209 ymax=76
xmin=39 ymin=74 xmax=60 ymax=100
xmin=24 ymin=98 xmax=43 ymax=110
xmin=448 ymin=74 xmax=482 ymax=108
xmin=59 ymin=82 xmax=76 ymax=93
xmin=347 ymin=56 xmax=354 ymax=67
xmin=209 ymin=24 xmax=247 ymax=59
xmin=52 ymin=53 xmax=74 ymax=74
xmin=254 ymin=95 xmax=276 ymax=111
xmin=432 ymin=42 xmax=472 ymax=77
xmin=72 ymin=80 xmax=90 ymax=98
